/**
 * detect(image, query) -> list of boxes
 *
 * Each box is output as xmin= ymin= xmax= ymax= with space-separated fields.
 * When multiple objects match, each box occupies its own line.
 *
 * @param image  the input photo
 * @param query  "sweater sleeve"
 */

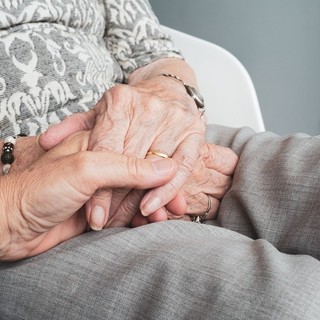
xmin=103 ymin=0 xmax=183 ymax=82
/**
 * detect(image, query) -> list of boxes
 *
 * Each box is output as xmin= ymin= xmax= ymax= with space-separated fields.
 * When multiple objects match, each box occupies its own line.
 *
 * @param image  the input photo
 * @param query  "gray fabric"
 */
xmin=206 ymin=125 xmax=320 ymax=260
xmin=1 ymin=125 xmax=320 ymax=319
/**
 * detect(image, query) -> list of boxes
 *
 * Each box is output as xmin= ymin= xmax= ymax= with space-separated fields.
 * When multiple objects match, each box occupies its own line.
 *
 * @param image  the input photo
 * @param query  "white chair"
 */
xmin=162 ymin=26 xmax=265 ymax=132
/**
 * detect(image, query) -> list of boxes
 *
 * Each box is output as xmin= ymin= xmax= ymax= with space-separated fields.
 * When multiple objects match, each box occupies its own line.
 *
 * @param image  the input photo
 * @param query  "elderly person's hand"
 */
xmin=0 ymin=132 xmax=176 ymax=261
xmin=107 ymin=143 xmax=238 ymax=227
xmin=39 ymin=58 xmax=206 ymax=230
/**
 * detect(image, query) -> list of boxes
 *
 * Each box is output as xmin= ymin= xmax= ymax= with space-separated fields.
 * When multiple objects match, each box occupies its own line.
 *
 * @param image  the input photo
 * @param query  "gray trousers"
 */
xmin=1 ymin=125 xmax=320 ymax=320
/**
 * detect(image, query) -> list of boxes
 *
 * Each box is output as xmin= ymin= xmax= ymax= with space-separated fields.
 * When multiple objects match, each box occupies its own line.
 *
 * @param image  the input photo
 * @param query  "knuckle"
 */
xmin=93 ymin=143 xmax=118 ymax=153
xmin=126 ymin=157 xmax=145 ymax=185
xmin=99 ymin=85 xmax=135 ymax=116
xmin=178 ymin=152 xmax=196 ymax=175
xmin=209 ymin=171 xmax=223 ymax=187
xmin=121 ymin=190 xmax=144 ymax=214
xmin=120 ymin=200 xmax=137 ymax=217
xmin=72 ymin=152 xmax=93 ymax=177
xmin=210 ymin=174 xmax=232 ymax=198
xmin=208 ymin=146 xmax=217 ymax=164
xmin=93 ymin=189 xmax=112 ymax=202
xmin=73 ymin=152 xmax=89 ymax=171
xmin=109 ymin=83 xmax=132 ymax=98
xmin=164 ymin=181 xmax=180 ymax=196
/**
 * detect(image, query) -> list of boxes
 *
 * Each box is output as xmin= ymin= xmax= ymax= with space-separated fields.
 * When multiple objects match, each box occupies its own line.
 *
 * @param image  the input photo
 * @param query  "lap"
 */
xmin=206 ymin=125 xmax=320 ymax=259
xmin=1 ymin=221 xmax=319 ymax=320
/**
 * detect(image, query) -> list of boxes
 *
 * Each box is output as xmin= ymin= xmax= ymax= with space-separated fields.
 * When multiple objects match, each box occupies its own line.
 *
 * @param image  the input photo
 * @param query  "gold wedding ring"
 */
xmin=146 ymin=150 xmax=169 ymax=159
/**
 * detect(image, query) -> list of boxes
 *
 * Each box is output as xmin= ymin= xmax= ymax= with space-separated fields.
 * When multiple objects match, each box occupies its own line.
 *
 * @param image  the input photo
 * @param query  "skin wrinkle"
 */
xmin=19 ymin=160 xmax=76 ymax=235
xmin=2 ymin=176 xmax=39 ymax=258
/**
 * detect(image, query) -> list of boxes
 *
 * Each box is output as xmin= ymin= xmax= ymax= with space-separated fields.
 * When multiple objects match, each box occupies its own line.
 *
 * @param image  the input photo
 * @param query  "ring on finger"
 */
xmin=191 ymin=194 xmax=211 ymax=223
xmin=146 ymin=150 xmax=170 ymax=159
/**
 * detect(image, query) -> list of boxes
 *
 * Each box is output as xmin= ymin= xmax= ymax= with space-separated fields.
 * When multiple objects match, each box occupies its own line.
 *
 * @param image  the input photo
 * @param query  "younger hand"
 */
xmin=1 ymin=131 xmax=176 ymax=261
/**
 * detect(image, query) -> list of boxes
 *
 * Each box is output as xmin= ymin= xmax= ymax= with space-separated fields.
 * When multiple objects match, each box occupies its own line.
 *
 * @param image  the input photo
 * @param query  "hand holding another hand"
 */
xmin=40 ymin=75 xmax=206 ymax=229
xmin=1 ymin=132 xmax=176 ymax=261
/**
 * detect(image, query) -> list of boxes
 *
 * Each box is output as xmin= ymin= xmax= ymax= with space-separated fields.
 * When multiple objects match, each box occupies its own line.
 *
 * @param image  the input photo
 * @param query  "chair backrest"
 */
xmin=162 ymin=26 xmax=265 ymax=132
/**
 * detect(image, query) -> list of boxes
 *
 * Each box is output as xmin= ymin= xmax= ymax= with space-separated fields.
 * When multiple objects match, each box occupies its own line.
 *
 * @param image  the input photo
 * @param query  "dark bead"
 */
xmin=1 ymin=152 xmax=14 ymax=164
xmin=3 ymin=142 xmax=14 ymax=153
xmin=3 ymin=148 xmax=14 ymax=153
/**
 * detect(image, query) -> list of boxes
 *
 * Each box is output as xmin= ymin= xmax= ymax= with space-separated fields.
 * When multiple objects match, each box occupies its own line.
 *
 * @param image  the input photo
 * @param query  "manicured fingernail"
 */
xmin=152 ymin=159 xmax=174 ymax=176
xmin=141 ymin=196 xmax=162 ymax=216
xmin=90 ymin=206 xmax=105 ymax=231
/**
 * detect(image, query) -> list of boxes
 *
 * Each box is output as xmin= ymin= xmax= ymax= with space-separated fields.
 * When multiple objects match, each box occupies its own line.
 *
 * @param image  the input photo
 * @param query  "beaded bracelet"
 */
xmin=1 ymin=134 xmax=26 ymax=175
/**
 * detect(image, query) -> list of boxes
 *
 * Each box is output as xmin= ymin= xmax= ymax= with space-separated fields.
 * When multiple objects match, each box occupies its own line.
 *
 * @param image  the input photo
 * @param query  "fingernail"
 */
xmin=90 ymin=206 xmax=105 ymax=231
xmin=141 ymin=196 xmax=162 ymax=216
xmin=152 ymin=159 xmax=174 ymax=176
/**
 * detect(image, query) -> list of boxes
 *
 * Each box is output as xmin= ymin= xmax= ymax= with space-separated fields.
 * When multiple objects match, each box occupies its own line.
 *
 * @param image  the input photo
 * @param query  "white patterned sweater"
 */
xmin=0 ymin=0 xmax=182 ymax=138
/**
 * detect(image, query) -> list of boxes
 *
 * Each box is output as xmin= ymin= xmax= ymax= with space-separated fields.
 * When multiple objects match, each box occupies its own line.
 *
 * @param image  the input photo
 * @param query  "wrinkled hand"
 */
xmin=168 ymin=143 xmax=238 ymax=220
xmin=1 ymin=131 xmax=176 ymax=261
xmin=39 ymin=77 xmax=206 ymax=229
xmin=109 ymin=143 xmax=238 ymax=227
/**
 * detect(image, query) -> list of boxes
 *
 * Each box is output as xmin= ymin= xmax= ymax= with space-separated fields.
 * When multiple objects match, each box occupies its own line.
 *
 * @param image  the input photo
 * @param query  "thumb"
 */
xmin=21 ymin=151 xmax=177 ymax=231
xmin=88 ymin=152 xmax=177 ymax=230
xmin=38 ymin=110 xmax=96 ymax=150
xmin=80 ymin=154 xmax=177 ymax=230
xmin=79 ymin=153 xmax=177 ymax=192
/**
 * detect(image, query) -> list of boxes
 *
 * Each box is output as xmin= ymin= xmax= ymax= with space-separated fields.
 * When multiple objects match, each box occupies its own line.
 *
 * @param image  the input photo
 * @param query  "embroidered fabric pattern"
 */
xmin=0 ymin=0 xmax=182 ymax=139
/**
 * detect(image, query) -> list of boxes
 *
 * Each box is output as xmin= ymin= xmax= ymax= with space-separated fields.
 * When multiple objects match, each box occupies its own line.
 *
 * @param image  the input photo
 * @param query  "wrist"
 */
xmin=158 ymin=73 xmax=205 ymax=111
xmin=0 ymin=170 xmax=33 ymax=261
